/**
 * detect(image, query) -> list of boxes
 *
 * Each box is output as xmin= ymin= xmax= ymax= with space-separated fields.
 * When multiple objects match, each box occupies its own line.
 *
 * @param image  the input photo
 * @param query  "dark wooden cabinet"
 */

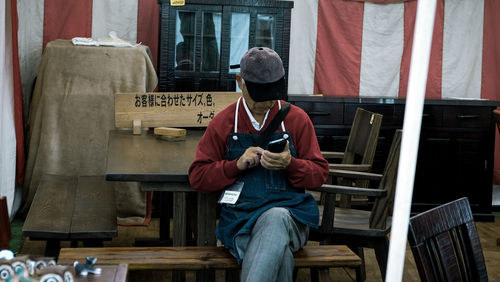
xmin=289 ymin=95 xmax=499 ymax=221
xmin=157 ymin=0 xmax=293 ymax=92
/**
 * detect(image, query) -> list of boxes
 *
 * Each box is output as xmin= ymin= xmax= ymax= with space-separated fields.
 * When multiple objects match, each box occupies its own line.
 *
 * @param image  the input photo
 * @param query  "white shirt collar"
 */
xmin=242 ymin=97 xmax=270 ymax=131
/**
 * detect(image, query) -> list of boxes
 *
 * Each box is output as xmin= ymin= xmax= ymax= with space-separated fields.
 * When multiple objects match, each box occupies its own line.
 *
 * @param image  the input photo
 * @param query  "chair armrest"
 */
xmin=329 ymin=169 xmax=383 ymax=181
xmin=316 ymin=184 xmax=387 ymax=197
xmin=328 ymin=163 xmax=372 ymax=172
xmin=321 ymin=151 xmax=344 ymax=159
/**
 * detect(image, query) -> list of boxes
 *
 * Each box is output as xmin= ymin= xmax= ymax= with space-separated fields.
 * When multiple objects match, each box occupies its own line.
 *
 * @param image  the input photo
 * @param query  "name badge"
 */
xmin=218 ymin=181 xmax=244 ymax=205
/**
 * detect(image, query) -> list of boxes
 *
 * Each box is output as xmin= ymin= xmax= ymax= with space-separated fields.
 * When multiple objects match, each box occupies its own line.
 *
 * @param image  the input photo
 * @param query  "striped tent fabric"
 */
xmin=1 ymin=0 xmax=24 ymax=214
xmin=287 ymin=0 xmax=500 ymax=182
xmin=2 ymin=0 xmax=500 ymax=215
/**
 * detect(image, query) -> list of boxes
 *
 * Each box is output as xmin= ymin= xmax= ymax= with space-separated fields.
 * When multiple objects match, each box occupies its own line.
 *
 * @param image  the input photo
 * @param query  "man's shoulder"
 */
xmin=286 ymin=103 xmax=310 ymax=120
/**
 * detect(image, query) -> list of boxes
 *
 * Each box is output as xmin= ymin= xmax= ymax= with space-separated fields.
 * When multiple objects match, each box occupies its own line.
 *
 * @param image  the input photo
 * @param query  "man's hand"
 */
xmin=261 ymin=141 xmax=291 ymax=170
xmin=237 ymin=147 xmax=263 ymax=170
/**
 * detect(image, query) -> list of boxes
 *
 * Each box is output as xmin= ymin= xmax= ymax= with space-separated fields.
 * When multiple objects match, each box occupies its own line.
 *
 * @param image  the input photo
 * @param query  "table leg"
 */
xmin=173 ymin=192 xmax=187 ymax=282
xmin=134 ymin=191 xmax=172 ymax=246
xmin=196 ymin=193 xmax=218 ymax=282
xmin=196 ymin=193 xmax=217 ymax=246
xmin=173 ymin=192 xmax=187 ymax=246
xmin=159 ymin=192 xmax=172 ymax=241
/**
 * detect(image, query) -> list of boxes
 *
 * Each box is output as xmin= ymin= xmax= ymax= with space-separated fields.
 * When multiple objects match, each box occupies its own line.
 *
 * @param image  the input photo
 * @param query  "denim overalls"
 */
xmin=216 ymin=97 xmax=319 ymax=262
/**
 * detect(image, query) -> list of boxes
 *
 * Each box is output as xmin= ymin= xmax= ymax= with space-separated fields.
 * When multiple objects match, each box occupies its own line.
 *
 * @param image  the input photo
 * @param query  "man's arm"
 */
xmin=188 ymin=124 xmax=240 ymax=193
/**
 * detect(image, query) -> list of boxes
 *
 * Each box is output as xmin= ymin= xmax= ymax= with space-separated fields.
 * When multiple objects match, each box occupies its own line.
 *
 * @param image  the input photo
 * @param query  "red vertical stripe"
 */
xmin=399 ymin=0 xmax=443 ymax=99
xmin=482 ymin=0 xmax=500 ymax=184
xmin=314 ymin=0 xmax=364 ymax=97
xmin=43 ymin=0 xmax=92 ymax=48
xmin=137 ymin=0 xmax=159 ymax=69
xmin=481 ymin=0 xmax=500 ymax=102
xmin=11 ymin=0 xmax=25 ymax=185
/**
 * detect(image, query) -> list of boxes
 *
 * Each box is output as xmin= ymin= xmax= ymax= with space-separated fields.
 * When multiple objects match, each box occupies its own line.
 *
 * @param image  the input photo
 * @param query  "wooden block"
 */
xmin=115 ymin=92 xmax=240 ymax=128
xmin=158 ymin=135 xmax=186 ymax=142
xmin=154 ymin=127 xmax=186 ymax=136
xmin=133 ymin=120 xmax=142 ymax=135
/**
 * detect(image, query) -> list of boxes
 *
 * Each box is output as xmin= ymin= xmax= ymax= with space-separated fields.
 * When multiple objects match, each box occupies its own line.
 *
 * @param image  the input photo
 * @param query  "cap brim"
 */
xmin=245 ymin=77 xmax=287 ymax=102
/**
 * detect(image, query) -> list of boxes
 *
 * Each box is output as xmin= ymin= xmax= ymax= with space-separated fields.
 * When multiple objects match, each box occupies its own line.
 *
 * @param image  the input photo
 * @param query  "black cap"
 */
xmin=240 ymin=47 xmax=286 ymax=102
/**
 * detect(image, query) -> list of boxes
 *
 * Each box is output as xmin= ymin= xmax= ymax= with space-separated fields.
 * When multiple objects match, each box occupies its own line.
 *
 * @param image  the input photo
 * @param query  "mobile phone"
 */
xmin=267 ymin=138 xmax=287 ymax=153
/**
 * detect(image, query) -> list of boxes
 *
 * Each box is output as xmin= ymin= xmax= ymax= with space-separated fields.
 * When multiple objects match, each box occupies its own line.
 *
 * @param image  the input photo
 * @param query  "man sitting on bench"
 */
xmin=188 ymin=47 xmax=329 ymax=282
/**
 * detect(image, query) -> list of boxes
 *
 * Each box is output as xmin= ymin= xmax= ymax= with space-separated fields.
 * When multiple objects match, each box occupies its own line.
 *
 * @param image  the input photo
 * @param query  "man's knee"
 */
xmin=259 ymin=207 xmax=293 ymax=226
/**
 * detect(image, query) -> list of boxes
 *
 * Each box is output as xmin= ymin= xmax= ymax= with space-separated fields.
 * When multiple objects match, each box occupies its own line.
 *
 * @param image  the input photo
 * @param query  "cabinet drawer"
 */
xmin=443 ymin=106 xmax=491 ymax=128
xmin=421 ymin=106 xmax=443 ymax=127
xmin=344 ymin=104 xmax=403 ymax=126
xmin=293 ymin=102 xmax=343 ymax=125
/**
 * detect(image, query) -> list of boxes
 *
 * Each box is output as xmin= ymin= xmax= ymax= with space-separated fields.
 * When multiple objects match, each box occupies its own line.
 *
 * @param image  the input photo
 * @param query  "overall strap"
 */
xmin=255 ymin=102 xmax=290 ymax=148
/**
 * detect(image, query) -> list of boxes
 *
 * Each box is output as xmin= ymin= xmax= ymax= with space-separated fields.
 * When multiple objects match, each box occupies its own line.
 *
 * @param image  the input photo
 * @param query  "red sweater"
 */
xmin=188 ymin=100 xmax=329 ymax=193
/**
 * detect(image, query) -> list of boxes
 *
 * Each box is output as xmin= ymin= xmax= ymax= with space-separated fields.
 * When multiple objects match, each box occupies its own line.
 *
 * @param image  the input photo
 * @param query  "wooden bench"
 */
xmin=23 ymin=174 xmax=117 ymax=258
xmin=58 ymin=245 xmax=361 ymax=281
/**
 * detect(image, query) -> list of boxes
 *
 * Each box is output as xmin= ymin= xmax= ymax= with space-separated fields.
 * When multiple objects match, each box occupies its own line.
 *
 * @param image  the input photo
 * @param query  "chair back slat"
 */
xmin=408 ymin=197 xmax=488 ymax=282
xmin=369 ymin=129 xmax=402 ymax=229
xmin=343 ymin=108 xmax=383 ymax=165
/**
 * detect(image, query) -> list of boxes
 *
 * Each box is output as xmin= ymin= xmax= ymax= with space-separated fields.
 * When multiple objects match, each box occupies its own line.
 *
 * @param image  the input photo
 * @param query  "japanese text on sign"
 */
xmin=134 ymin=93 xmax=214 ymax=108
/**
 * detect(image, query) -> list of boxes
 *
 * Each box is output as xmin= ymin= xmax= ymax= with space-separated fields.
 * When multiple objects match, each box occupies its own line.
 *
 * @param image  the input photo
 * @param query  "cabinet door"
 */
xmin=168 ymin=5 xmax=223 ymax=91
xmin=413 ymin=106 xmax=494 ymax=217
xmin=158 ymin=1 xmax=293 ymax=93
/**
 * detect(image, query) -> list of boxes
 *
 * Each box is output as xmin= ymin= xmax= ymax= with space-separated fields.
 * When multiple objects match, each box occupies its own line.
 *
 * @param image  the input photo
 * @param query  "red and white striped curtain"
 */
xmin=288 ymin=0 xmax=500 ymax=183
xmin=1 ymin=0 xmax=24 ymax=214
xmin=4 ymin=0 xmax=500 ymax=211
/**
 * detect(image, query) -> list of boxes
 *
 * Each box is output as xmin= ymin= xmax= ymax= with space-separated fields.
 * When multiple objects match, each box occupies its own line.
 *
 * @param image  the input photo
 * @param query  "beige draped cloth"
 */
xmin=22 ymin=39 xmax=158 ymax=224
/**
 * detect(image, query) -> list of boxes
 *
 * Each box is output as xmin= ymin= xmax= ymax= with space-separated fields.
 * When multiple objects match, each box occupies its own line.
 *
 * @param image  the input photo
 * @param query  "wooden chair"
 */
xmin=0 ymin=196 xmax=12 ymax=249
xmin=321 ymin=107 xmax=383 ymax=208
xmin=310 ymin=129 xmax=402 ymax=281
xmin=408 ymin=197 xmax=488 ymax=281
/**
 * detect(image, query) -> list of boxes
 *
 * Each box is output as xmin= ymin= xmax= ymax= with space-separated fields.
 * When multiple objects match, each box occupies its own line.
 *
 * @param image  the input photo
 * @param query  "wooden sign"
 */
xmin=170 ymin=0 xmax=185 ymax=6
xmin=115 ymin=92 xmax=240 ymax=128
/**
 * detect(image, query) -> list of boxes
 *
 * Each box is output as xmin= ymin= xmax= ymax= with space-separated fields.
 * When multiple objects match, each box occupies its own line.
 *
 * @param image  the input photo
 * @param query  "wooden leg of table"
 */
xmin=196 ymin=192 xmax=218 ymax=282
xmin=310 ymin=267 xmax=330 ymax=282
xmin=159 ymin=192 xmax=172 ymax=242
xmin=497 ymin=237 xmax=500 ymax=246
xmin=135 ymin=191 xmax=172 ymax=246
xmin=45 ymin=239 xmax=61 ymax=258
xmin=317 ymin=268 xmax=330 ymax=282
xmin=173 ymin=192 xmax=187 ymax=246
xmin=196 ymin=193 xmax=217 ymax=246
xmin=173 ymin=192 xmax=187 ymax=282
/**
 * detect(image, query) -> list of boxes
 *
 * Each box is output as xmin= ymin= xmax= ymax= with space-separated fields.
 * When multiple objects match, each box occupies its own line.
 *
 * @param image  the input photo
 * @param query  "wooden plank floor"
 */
xmin=19 ymin=217 xmax=500 ymax=281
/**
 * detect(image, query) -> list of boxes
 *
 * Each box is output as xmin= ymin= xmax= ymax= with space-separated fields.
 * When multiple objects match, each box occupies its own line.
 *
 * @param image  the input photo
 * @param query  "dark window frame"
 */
xmin=158 ymin=0 xmax=294 ymax=93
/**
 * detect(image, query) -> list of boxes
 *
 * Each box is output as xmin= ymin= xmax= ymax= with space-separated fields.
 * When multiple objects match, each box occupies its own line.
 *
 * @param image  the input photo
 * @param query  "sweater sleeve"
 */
xmin=284 ymin=106 xmax=329 ymax=189
xmin=188 ymin=109 xmax=240 ymax=193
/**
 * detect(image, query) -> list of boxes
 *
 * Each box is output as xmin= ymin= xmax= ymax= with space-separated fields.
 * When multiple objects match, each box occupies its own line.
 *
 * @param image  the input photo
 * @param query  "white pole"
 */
xmin=385 ymin=0 xmax=437 ymax=281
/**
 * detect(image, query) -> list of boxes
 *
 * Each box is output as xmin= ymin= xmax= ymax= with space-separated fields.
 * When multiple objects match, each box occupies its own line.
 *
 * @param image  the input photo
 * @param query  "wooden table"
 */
xmin=106 ymin=129 xmax=218 ymax=247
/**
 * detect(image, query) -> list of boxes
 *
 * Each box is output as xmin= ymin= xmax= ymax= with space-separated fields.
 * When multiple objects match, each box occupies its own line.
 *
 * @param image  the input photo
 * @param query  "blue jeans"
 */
xmin=234 ymin=207 xmax=309 ymax=282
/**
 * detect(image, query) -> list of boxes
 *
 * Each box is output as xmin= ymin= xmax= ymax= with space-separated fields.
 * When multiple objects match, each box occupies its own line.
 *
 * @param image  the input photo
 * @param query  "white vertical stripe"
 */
xmin=17 ymin=0 xmax=44 ymax=119
xmin=1 ymin=0 xmax=17 ymax=214
xmin=359 ymin=2 xmax=404 ymax=97
xmin=386 ymin=0 xmax=437 ymax=279
xmin=288 ymin=0 xmax=318 ymax=95
xmin=442 ymin=0 xmax=483 ymax=99
xmin=92 ymin=0 xmax=138 ymax=43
